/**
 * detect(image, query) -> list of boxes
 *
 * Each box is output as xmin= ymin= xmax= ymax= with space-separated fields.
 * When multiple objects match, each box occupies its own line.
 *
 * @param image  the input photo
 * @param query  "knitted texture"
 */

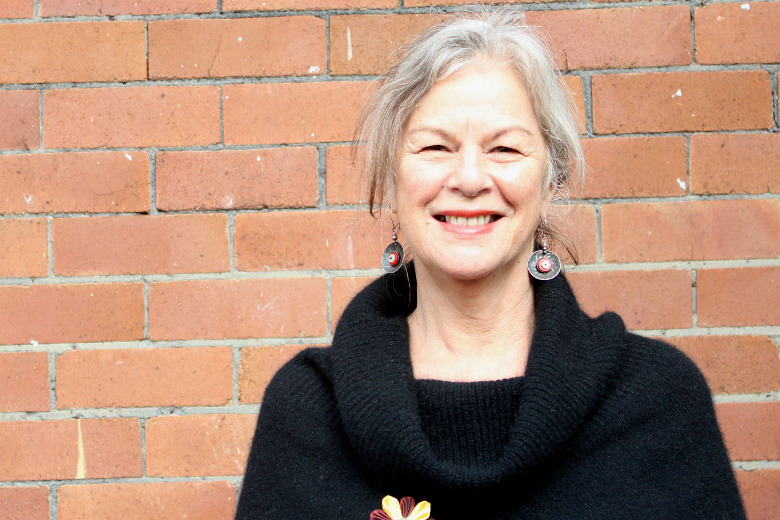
xmin=235 ymin=266 xmax=745 ymax=519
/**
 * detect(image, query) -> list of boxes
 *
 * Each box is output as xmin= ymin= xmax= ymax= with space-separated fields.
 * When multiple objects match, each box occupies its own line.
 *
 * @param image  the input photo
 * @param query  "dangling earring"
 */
xmin=527 ymin=225 xmax=561 ymax=281
xmin=382 ymin=216 xmax=405 ymax=274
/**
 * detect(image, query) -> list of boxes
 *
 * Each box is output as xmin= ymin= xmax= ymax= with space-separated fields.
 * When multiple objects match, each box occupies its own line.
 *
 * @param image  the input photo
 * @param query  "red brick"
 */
xmin=326 ymin=145 xmax=365 ymax=205
xmin=330 ymin=14 xmax=448 ymax=75
xmin=602 ymin=199 xmax=780 ymax=262
xmin=0 ymin=90 xmax=39 ymax=151
xmin=0 ymin=152 xmax=150 ymax=215
xmin=53 ymin=214 xmax=229 ymax=276
xmin=149 ymin=277 xmax=327 ymax=340
xmin=526 ymin=6 xmax=691 ymax=70
xmin=0 ymin=218 xmax=48 ymax=278
xmin=0 ymin=486 xmax=48 ymax=520
xmin=405 ymin=0 xmax=560 ymax=7
xmin=331 ymin=276 xmax=374 ymax=330
xmin=234 ymin=210 xmax=382 ymax=271
xmin=698 ymin=267 xmax=780 ymax=327
xmin=669 ymin=336 xmax=780 ymax=395
xmin=146 ymin=415 xmax=256 ymax=477
xmin=579 ymin=137 xmax=687 ymax=198
xmin=0 ymin=283 xmax=144 ymax=345
xmin=149 ymin=17 xmax=325 ymax=79
xmin=225 ymin=0 xmax=394 ymax=11
xmin=592 ymin=71 xmax=773 ymax=133
xmin=690 ymin=133 xmax=780 ymax=195
xmin=548 ymin=204 xmax=598 ymax=265
xmin=696 ymin=2 xmax=780 ymax=64
xmin=156 ymin=148 xmax=318 ymax=211
xmin=736 ymin=469 xmax=780 ymax=520
xmin=0 ymin=418 xmax=141 ymax=481
xmin=238 ymin=344 xmax=312 ymax=403
xmin=42 ymin=0 xmax=216 ymax=16
xmin=56 ymin=347 xmax=233 ymax=409
xmin=223 ymin=81 xmax=371 ymax=145
xmin=568 ymin=270 xmax=693 ymax=330
xmin=58 ymin=481 xmax=235 ymax=520
xmin=0 ymin=0 xmax=33 ymax=17
xmin=717 ymin=402 xmax=780 ymax=461
xmin=562 ymin=75 xmax=587 ymax=134
xmin=0 ymin=352 xmax=49 ymax=412
xmin=44 ymin=86 xmax=220 ymax=149
xmin=0 ymin=22 xmax=145 ymax=84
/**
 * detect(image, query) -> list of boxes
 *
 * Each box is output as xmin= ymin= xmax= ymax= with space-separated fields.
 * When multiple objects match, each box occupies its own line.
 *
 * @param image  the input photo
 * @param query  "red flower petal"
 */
xmin=370 ymin=510 xmax=393 ymax=520
xmin=399 ymin=497 xmax=415 ymax=517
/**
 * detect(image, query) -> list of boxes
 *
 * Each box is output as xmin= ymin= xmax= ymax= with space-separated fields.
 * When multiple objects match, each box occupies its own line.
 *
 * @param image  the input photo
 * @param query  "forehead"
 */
xmin=404 ymin=62 xmax=540 ymax=134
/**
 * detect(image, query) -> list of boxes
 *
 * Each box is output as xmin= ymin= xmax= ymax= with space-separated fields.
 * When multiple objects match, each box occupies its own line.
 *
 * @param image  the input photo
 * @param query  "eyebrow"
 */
xmin=405 ymin=125 xmax=535 ymax=139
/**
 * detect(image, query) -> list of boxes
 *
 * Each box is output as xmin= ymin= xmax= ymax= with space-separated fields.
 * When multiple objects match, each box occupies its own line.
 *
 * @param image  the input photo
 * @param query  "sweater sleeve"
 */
xmin=234 ymin=349 xmax=379 ymax=520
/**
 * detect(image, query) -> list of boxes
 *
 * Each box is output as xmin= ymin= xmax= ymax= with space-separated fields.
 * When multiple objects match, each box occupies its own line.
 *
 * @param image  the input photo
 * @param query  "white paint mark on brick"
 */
xmin=308 ymin=65 xmax=321 ymax=74
xmin=672 ymin=89 xmax=682 ymax=98
xmin=347 ymin=27 xmax=353 ymax=61
xmin=676 ymin=178 xmax=686 ymax=190
xmin=76 ymin=419 xmax=86 ymax=479
xmin=24 ymin=194 xmax=32 ymax=204
xmin=124 ymin=153 xmax=132 ymax=161
xmin=741 ymin=3 xmax=750 ymax=10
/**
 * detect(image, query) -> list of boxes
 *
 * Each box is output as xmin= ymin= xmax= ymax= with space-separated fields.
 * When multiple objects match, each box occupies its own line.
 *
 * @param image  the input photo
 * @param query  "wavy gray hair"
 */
xmin=355 ymin=7 xmax=585 ymax=256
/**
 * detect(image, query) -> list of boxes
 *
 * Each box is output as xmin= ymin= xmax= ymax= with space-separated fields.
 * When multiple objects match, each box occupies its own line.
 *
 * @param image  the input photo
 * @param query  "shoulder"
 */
xmin=260 ymin=346 xmax=335 ymax=418
xmin=618 ymin=332 xmax=712 ymax=402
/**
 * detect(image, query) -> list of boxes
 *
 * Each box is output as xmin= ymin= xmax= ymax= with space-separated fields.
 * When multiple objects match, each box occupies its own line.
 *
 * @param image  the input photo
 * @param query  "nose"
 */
xmin=446 ymin=146 xmax=491 ymax=197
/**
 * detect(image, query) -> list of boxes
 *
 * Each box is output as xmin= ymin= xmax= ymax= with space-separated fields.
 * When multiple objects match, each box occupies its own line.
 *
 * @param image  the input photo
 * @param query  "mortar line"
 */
xmin=689 ymin=2 xmax=696 ymax=65
xmin=48 ymin=350 xmax=57 ymax=413
xmin=148 ymin=149 xmax=159 ymax=215
xmin=317 ymin=144 xmax=328 ymax=209
xmin=49 ymin=484 xmax=56 ymax=520
xmin=145 ymin=20 xmax=150 ymax=80
xmin=594 ymin=204 xmax=602 ymax=264
xmin=233 ymin=345 xmax=240 ymax=406
xmin=38 ymin=87 xmax=45 ymax=151
xmin=771 ymin=72 xmax=779 ymax=129
xmin=684 ymin=133 xmax=692 ymax=194
xmin=229 ymin=212 xmax=236 ymax=272
xmin=47 ymin=217 xmax=54 ymax=277
xmin=144 ymin=281 xmax=150 ymax=341
xmin=582 ymin=72 xmax=594 ymax=136
xmin=691 ymin=269 xmax=698 ymax=328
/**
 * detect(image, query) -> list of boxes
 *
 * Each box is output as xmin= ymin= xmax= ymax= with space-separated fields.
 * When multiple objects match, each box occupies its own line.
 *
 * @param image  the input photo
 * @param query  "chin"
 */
xmin=418 ymin=257 xmax=520 ymax=283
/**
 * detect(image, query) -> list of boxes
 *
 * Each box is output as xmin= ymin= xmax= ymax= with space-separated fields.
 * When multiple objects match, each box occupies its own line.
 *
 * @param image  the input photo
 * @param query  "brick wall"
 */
xmin=1 ymin=1 xmax=778 ymax=518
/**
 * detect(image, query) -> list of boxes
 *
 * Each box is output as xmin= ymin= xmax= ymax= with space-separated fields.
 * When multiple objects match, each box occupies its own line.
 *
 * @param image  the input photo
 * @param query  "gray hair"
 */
xmin=355 ymin=6 xmax=585 ymax=256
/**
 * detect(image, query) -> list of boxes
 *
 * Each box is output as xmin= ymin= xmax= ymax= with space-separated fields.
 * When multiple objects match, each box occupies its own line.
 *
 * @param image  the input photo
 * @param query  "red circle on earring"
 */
xmin=387 ymin=251 xmax=400 ymax=266
xmin=537 ymin=257 xmax=552 ymax=273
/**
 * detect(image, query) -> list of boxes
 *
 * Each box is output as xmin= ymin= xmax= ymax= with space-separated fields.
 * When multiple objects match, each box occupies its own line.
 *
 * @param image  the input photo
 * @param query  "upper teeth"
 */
xmin=444 ymin=215 xmax=493 ymax=226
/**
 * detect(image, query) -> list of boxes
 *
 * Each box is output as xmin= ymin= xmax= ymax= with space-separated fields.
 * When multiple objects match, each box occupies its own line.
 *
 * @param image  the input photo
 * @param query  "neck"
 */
xmin=408 ymin=262 xmax=536 ymax=382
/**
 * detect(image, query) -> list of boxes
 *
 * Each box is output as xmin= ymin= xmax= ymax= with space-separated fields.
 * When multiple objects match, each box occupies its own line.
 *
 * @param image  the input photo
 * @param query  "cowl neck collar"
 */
xmin=331 ymin=264 xmax=625 ymax=492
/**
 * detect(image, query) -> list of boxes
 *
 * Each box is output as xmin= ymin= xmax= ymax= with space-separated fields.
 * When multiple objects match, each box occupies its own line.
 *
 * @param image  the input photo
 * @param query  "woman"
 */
xmin=235 ymin=9 xmax=745 ymax=519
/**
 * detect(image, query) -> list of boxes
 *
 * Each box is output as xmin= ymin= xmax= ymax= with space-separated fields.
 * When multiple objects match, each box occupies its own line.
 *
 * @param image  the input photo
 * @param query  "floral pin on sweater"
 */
xmin=370 ymin=496 xmax=432 ymax=520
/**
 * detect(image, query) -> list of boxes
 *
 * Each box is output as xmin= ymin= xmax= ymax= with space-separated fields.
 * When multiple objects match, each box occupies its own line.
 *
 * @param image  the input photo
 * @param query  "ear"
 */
xmin=386 ymin=176 xmax=398 ymax=216
xmin=539 ymin=180 xmax=555 ymax=221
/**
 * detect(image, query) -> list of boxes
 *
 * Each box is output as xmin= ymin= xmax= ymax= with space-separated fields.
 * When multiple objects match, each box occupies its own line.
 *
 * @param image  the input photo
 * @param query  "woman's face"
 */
xmin=392 ymin=61 xmax=551 ymax=282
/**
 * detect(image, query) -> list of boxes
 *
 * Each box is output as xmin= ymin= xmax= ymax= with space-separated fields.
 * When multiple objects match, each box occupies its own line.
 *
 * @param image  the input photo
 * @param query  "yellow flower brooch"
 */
xmin=370 ymin=495 xmax=431 ymax=520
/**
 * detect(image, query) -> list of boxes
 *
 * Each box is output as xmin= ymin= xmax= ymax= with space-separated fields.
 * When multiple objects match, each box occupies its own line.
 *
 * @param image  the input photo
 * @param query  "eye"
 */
xmin=491 ymin=146 xmax=519 ymax=154
xmin=420 ymin=144 xmax=449 ymax=152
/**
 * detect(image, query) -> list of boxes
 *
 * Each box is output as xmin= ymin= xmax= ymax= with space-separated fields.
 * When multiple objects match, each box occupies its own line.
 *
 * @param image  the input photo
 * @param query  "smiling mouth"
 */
xmin=434 ymin=214 xmax=500 ymax=226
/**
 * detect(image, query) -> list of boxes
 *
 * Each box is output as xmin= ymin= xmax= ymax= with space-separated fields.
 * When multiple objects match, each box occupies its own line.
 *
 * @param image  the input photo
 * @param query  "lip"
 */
xmin=432 ymin=210 xmax=502 ymax=234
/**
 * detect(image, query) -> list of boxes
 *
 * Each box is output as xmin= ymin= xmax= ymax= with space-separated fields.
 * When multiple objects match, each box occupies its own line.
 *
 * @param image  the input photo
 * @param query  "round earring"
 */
xmin=527 ymin=227 xmax=561 ymax=281
xmin=382 ymin=217 xmax=405 ymax=274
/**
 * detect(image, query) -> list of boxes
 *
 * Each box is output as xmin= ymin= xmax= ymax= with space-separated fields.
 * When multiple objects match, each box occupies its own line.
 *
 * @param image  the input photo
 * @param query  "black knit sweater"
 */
xmin=235 ymin=266 xmax=745 ymax=519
